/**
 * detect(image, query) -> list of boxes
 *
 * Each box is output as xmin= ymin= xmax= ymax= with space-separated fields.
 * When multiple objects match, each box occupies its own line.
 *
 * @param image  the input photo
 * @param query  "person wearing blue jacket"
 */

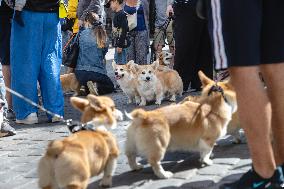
xmin=75 ymin=12 xmax=115 ymax=95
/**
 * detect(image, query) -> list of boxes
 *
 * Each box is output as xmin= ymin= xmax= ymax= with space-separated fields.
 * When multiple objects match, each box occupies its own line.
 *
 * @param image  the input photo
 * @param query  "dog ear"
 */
xmin=126 ymin=60 xmax=135 ymax=69
xmin=112 ymin=60 xmax=116 ymax=70
xmin=129 ymin=61 xmax=139 ymax=72
xmin=87 ymin=94 xmax=106 ymax=111
xmin=70 ymin=97 xmax=89 ymax=112
xmin=151 ymin=60 xmax=160 ymax=70
xmin=198 ymin=70 xmax=213 ymax=87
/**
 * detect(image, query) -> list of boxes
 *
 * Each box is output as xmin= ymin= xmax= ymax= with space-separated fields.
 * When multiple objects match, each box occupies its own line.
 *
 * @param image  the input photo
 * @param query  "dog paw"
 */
xmin=169 ymin=95 xmax=176 ymax=102
xmin=133 ymin=163 xmax=144 ymax=170
xmin=157 ymin=171 xmax=173 ymax=179
xmin=201 ymin=158 xmax=213 ymax=166
xmin=155 ymin=101 xmax=161 ymax=105
xmin=99 ymin=177 xmax=112 ymax=188
xmin=139 ymin=102 xmax=146 ymax=106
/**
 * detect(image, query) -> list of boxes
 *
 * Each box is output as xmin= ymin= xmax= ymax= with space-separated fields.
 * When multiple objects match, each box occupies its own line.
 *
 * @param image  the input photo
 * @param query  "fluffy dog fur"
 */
xmin=112 ymin=61 xmax=140 ymax=105
xmin=134 ymin=61 xmax=183 ymax=105
xmin=60 ymin=73 xmax=81 ymax=96
xmin=158 ymin=51 xmax=173 ymax=67
xmin=125 ymin=71 xmax=237 ymax=179
xmin=38 ymin=95 xmax=123 ymax=189
xmin=181 ymin=82 xmax=242 ymax=143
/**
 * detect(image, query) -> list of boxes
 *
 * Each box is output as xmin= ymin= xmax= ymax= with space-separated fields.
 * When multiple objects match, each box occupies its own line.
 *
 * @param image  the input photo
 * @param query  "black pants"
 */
xmin=74 ymin=70 xmax=115 ymax=95
xmin=173 ymin=4 xmax=213 ymax=91
xmin=0 ymin=17 xmax=12 ymax=65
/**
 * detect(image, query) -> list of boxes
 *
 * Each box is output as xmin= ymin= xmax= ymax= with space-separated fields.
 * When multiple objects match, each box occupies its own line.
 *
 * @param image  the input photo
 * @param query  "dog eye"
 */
xmin=142 ymin=71 xmax=145 ymax=74
xmin=120 ymin=68 xmax=123 ymax=71
xmin=148 ymin=70 xmax=152 ymax=74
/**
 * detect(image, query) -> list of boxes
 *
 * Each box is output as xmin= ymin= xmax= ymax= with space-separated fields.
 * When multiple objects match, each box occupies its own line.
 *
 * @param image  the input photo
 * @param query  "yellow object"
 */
xmin=67 ymin=0 xmax=79 ymax=33
xmin=59 ymin=0 xmax=68 ymax=18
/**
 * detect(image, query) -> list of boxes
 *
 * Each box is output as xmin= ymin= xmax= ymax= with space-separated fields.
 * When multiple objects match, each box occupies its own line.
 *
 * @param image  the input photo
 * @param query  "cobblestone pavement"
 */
xmin=0 ymin=49 xmax=250 ymax=189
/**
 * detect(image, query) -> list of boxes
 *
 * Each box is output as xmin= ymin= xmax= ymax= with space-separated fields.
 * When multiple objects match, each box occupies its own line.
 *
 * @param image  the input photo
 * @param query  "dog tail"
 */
xmin=46 ymin=140 xmax=64 ymax=158
xmin=130 ymin=109 xmax=147 ymax=120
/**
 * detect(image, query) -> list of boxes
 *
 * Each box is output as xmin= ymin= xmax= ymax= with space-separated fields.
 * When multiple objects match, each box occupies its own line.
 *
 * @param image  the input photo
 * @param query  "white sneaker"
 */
xmin=16 ymin=113 xmax=38 ymax=125
xmin=51 ymin=115 xmax=63 ymax=123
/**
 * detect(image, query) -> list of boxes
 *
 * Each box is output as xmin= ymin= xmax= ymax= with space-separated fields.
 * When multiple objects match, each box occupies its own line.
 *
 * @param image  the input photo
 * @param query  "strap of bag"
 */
xmin=63 ymin=33 xmax=77 ymax=51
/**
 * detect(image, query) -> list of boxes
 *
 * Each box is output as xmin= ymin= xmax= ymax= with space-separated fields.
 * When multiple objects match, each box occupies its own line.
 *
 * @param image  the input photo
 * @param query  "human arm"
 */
xmin=79 ymin=0 xmax=102 ymax=21
xmin=67 ymin=0 xmax=78 ymax=19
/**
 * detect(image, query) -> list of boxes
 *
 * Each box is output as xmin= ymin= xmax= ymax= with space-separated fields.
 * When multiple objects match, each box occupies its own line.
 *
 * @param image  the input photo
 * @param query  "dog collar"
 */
xmin=67 ymin=120 xmax=99 ymax=133
xmin=207 ymin=84 xmax=229 ymax=104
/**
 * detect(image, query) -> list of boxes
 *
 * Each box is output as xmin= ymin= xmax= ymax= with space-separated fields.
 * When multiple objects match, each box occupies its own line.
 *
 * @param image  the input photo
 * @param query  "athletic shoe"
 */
xmin=16 ymin=113 xmax=38 ymax=125
xmin=87 ymin=81 xmax=99 ymax=95
xmin=220 ymin=167 xmax=284 ymax=189
xmin=1 ymin=121 xmax=16 ymax=136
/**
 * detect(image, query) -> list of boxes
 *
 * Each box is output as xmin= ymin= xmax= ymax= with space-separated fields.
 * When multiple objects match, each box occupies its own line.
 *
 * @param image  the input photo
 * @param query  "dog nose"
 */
xmin=146 ymin=77 xmax=150 ymax=80
xmin=0 ymin=102 xmax=5 ymax=107
xmin=115 ymin=72 xmax=118 ymax=75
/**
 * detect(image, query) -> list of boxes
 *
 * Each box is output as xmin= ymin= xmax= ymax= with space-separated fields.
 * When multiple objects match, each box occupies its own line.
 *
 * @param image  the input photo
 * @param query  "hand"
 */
xmin=116 ymin=47 xmax=122 ymax=53
xmin=14 ymin=10 xmax=24 ymax=27
xmin=78 ymin=20 xmax=84 ymax=27
xmin=166 ymin=5 xmax=174 ymax=17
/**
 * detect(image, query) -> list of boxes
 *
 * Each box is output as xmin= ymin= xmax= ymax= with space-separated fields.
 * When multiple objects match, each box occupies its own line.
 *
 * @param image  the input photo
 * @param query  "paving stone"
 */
xmin=213 ymin=158 xmax=240 ymax=165
xmin=198 ymin=164 xmax=230 ymax=176
xmin=180 ymin=175 xmax=220 ymax=189
xmin=173 ymin=168 xmax=198 ymax=179
xmin=140 ymin=178 xmax=184 ymax=189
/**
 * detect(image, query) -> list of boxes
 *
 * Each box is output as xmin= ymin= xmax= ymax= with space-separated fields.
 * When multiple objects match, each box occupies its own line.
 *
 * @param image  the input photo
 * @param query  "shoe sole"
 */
xmin=87 ymin=81 xmax=99 ymax=95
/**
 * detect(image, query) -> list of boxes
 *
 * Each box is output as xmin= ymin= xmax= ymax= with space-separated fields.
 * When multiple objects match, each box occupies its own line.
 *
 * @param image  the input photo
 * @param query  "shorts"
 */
xmin=208 ymin=0 xmax=284 ymax=70
xmin=153 ymin=20 xmax=175 ymax=50
xmin=0 ymin=18 xmax=11 ymax=65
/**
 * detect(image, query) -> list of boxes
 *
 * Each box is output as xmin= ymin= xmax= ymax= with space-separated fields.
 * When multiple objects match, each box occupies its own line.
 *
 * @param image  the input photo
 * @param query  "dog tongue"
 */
xmin=115 ymin=75 xmax=122 ymax=80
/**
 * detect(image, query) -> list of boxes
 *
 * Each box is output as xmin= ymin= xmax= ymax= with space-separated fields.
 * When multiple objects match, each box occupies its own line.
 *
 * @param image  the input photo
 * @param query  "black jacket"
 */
xmin=25 ymin=0 xmax=59 ymax=12
xmin=0 ymin=1 xmax=13 ymax=18
xmin=112 ymin=10 xmax=129 ymax=48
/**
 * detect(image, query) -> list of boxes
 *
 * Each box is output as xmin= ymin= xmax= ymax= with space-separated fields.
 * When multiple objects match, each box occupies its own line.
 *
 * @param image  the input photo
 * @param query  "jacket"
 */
xmin=24 ymin=0 xmax=59 ymax=12
xmin=67 ymin=0 xmax=79 ymax=33
xmin=77 ymin=0 xmax=104 ymax=22
xmin=76 ymin=28 xmax=108 ymax=75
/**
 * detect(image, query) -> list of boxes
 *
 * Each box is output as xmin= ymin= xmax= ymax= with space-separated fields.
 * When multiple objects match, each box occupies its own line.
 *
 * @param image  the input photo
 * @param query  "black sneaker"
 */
xmin=5 ymin=109 xmax=16 ymax=120
xmin=268 ymin=167 xmax=284 ymax=188
xmin=220 ymin=168 xmax=283 ymax=189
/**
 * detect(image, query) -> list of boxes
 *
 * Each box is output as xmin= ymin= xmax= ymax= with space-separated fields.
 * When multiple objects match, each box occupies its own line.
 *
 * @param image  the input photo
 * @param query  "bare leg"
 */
xmin=260 ymin=63 xmax=284 ymax=166
xmin=2 ymin=65 xmax=12 ymax=109
xmin=229 ymin=66 xmax=275 ymax=178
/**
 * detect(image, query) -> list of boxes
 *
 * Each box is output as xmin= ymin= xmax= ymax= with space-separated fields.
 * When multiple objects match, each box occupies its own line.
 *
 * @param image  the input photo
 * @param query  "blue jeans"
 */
xmin=114 ymin=48 xmax=128 ymax=64
xmin=11 ymin=10 xmax=64 ymax=120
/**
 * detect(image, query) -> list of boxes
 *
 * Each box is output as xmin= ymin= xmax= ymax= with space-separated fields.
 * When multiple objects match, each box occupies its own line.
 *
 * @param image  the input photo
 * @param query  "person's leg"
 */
xmin=38 ymin=12 xmax=64 ymax=119
xmin=173 ymin=4 xmax=201 ymax=92
xmin=229 ymin=66 xmax=275 ymax=178
xmin=166 ymin=20 xmax=175 ymax=68
xmin=87 ymin=72 xmax=114 ymax=95
xmin=10 ymin=10 xmax=42 ymax=120
xmin=135 ymin=30 xmax=148 ymax=65
xmin=260 ymin=64 xmax=284 ymax=166
xmin=194 ymin=22 xmax=213 ymax=89
xmin=126 ymin=31 xmax=136 ymax=63
xmin=2 ymin=65 xmax=12 ymax=109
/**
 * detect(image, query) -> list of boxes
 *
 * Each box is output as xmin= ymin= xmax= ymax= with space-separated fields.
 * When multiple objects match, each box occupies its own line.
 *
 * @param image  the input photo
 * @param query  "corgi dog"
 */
xmin=181 ymin=83 xmax=242 ymax=143
xmin=112 ymin=60 xmax=140 ymax=104
xmin=155 ymin=60 xmax=183 ymax=102
xmin=134 ymin=62 xmax=164 ymax=106
xmin=125 ymin=71 xmax=237 ymax=179
xmin=60 ymin=73 xmax=81 ymax=96
xmin=158 ymin=51 xmax=173 ymax=67
xmin=38 ymin=95 xmax=123 ymax=189
xmin=134 ymin=61 xmax=183 ymax=105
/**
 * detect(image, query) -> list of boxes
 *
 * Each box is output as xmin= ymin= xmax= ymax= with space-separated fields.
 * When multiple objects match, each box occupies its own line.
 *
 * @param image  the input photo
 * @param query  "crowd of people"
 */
xmin=1 ymin=0 xmax=284 ymax=188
